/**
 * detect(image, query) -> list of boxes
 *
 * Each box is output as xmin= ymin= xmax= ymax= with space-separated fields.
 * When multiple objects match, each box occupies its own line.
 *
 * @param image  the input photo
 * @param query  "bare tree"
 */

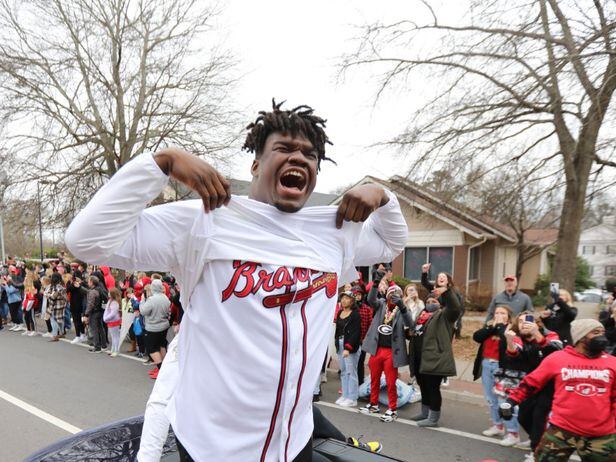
xmin=343 ymin=0 xmax=616 ymax=292
xmin=0 ymin=0 xmax=238 ymax=224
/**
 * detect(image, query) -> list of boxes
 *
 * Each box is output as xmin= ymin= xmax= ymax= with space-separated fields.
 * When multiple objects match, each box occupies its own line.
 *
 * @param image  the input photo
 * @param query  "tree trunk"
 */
xmin=552 ymin=181 xmax=586 ymax=293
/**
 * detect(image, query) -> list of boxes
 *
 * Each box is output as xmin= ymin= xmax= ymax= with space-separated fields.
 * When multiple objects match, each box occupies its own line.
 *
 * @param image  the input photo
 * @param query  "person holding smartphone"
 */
xmin=507 ymin=311 xmax=563 ymax=454
xmin=540 ymin=285 xmax=578 ymax=346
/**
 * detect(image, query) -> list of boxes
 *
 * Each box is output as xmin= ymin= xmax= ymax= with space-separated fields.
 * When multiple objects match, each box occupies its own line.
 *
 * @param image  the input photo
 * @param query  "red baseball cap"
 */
xmin=503 ymin=275 xmax=517 ymax=282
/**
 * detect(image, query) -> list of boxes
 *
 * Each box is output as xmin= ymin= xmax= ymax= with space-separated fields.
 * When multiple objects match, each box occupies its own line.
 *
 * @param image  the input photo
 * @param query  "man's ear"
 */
xmin=251 ymin=158 xmax=259 ymax=177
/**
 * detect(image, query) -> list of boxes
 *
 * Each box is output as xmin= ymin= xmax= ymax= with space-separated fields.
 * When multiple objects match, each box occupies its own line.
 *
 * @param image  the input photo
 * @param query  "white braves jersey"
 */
xmin=65 ymin=153 xmax=408 ymax=462
xmin=168 ymin=261 xmax=339 ymax=461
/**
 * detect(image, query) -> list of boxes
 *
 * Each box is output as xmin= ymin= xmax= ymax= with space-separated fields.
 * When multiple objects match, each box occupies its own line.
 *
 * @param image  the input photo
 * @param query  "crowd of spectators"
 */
xmin=2 ymin=256 xmax=615 ymax=462
xmin=0 ymin=257 xmax=183 ymax=380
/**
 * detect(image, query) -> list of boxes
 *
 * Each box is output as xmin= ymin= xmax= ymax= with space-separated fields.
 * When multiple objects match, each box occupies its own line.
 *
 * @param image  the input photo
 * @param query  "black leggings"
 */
xmin=176 ymin=437 xmax=314 ymax=462
xmin=70 ymin=306 xmax=84 ymax=337
xmin=8 ymin=302 xmax=21 ymax=324
xmin=24 ymin=310 xmax=35 ymax=330
xmin=416 ymin=372 xmax=444 ymax=412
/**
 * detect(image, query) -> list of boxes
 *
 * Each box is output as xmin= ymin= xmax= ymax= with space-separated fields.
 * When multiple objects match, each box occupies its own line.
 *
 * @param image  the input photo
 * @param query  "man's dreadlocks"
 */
xmin=242 ymin=99 xmax=334 ymax=171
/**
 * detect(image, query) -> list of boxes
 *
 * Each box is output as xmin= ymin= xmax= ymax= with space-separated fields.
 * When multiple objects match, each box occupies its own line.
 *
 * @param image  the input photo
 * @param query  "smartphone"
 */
xmin=550 ymin=282 xmax=559 ymax=294
xmin=524 ymin=314 xmax=534 ymax=323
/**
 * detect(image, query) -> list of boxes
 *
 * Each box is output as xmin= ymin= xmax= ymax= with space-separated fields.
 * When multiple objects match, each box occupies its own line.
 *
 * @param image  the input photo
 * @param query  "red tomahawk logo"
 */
xmin=262 ymin=273 xmax=338 ymax=308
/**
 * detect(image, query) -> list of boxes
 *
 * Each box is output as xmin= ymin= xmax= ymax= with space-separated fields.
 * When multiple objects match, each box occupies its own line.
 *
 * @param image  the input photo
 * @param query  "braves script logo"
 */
xmin=221 ymin=260 xmax=338 ymax=307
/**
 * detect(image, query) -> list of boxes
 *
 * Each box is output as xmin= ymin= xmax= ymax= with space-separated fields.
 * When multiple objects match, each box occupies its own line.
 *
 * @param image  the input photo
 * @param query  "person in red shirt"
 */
xmin=501 ymin=319 xmax=616 ymax=461
xmin=472 ymin=305 xmax=521 ymax=446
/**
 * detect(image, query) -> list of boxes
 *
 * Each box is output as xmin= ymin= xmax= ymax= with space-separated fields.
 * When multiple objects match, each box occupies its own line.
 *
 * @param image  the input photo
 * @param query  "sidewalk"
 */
xmin=327 ymin=355 xmax=486 ymax=407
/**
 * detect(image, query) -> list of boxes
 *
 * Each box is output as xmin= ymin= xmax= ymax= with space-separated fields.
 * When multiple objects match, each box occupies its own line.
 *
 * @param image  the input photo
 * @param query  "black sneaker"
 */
xmin=88 ymin=348 xmax=102 ymax=353
xmin=359 ymin=404 xmax=380 ymax=415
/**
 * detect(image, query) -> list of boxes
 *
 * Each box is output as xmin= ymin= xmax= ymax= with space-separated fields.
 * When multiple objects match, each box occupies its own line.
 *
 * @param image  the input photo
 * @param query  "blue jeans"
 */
xmin=50 ymin=316 xmax=60 ymax=336
xmin=337 ymin=338 xmax=360 ymax=401
xmin=0 ymin=302 xmax=8 ymax=320
xmin=481 ymin=358 xmax=519 ymax=433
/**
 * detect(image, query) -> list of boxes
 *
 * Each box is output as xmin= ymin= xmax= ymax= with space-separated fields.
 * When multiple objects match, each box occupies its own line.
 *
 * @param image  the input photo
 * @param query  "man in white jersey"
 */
xmin=65 ymin=100 xmax=408 ymax=462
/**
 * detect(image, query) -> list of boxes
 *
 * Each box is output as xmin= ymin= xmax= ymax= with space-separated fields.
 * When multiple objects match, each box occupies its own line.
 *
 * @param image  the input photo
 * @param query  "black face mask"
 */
xmin=586 ymin=336 xmax=608 ymax=357
xmin=425 ymin=303 xmax=440 ymax=313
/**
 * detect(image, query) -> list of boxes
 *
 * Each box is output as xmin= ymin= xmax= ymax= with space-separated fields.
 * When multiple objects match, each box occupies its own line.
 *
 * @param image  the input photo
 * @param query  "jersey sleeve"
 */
xmin=352 ymin=189 xmax=408 ymax=267
xmin=508 ymin=354 xmax=557 ymax=404
xmin=64 ymin=154 xmax=199 ymax=272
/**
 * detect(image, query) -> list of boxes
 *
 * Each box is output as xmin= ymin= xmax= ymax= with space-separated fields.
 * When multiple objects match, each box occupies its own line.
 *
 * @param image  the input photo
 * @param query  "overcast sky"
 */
xmin=218 ymin=0 xmax=452 ymax=194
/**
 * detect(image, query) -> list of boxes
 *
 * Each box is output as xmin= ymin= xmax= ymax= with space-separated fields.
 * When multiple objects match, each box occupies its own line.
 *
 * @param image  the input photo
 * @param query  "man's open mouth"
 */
xmin=279 ymin=168 xmax=307 ymax=192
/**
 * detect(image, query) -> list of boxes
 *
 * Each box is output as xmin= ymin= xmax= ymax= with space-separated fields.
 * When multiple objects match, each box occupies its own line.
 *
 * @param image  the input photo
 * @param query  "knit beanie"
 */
xmin=570 ymin=319 xmax=603 ymax=345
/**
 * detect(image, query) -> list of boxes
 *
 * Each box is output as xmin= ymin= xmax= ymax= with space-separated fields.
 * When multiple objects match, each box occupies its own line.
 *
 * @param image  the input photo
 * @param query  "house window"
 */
xmin=582 ymin=245 xmax=595 ymax=255
xmin=605 ymin=266 xmax=616 ymax=276
xmin=589 ymin=266 xmax=594 ymax=276
xmin=404 ymin=247 xmax=454 ymax=280
xmin=469 ymin=246 xmax=480 ymax=280
xmin=607 ymin=245 xmax=616 ymax=255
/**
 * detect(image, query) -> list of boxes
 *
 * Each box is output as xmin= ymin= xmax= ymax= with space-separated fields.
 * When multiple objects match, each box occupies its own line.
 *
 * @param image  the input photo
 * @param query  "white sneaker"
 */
xmin=379 ymin=409 xmax=398 ymax=422
xmin=500 ymin=433 xmax=521 ymax=447
xmin=79 ymin=334 xmax=87 ymax=342
xmin=523 ymin=453 xmax=535 ymax=462
xmin=21 ymin=330 xmax=29 ymax=336
xmin=42 ymin=332 xmax=53 ymax=338
xmin=15 ymin=324 xmax=26 ymax=331
xmin=515 ymin=440 xmax=531 ymax=450
xmin=9 ymin=325 xmax=19 ymax=331
xmin=70 ymin=337 xmax=80 ymax=344
xmin=335 ymin=396 xmax=346 ymax=405
xmin=482 ymin=425 xmax=505 ymax=437
xmin=339 ymin=399 xmax=357 ymax=407
xmin=28 ymin=331 xmax=38 ymax=337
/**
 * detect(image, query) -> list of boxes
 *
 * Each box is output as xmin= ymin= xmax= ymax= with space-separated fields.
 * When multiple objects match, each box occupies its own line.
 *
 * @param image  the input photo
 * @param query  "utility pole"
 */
xmin=37 ymin=182 xmax=44 ymax=261
xmin=0 ymin=213 xmax=5 ymax=264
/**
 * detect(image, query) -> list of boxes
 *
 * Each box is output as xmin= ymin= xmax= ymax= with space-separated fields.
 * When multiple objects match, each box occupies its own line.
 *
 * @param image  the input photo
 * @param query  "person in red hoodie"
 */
xmin=100 ymin=266 xmax=116 ymax=291
xmin=501 ymin=319 xmax=616 ymax=461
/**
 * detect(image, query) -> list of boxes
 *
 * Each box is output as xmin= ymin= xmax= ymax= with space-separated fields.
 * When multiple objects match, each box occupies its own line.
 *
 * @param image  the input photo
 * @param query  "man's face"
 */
xmin=249 ymin=132 xmax=318 ymax=213
xmin=584 ymin=327 xmax=606 ymax=342
xmin=504 ymin=278 xmax=517 ymax=292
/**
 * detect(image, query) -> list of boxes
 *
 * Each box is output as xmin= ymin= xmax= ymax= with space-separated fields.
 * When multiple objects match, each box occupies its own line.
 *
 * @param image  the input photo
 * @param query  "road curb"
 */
xmin=442 ymin=389 xmax=487 ymax=407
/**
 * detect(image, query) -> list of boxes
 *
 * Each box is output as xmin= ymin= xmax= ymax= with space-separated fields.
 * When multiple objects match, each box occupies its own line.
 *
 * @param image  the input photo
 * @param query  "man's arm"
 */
xmin=65 ymin=150 xmax=229 ymax=272
xmin=507 ymin=354 xmax=557 ymax=405
xmin=351 ymin=189 xmax=408 ymax=266
xmin=524 ymin=294 xmax=534 ymax=312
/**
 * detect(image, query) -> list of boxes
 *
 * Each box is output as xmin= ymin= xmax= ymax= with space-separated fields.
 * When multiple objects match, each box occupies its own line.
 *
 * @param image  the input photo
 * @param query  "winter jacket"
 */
xmin=471 ymin=323 xmax=527 ymax=380
xmin=508 ymin=346 xmax=616 ymax=438
xmin=46 ymin=284 xmax=67 ymax=321
xmin=67 ymin=281 xmax=86 ymax=313
xmin=408 ymin=288 xmax=462 ymax=377
xmin=82 ymin=284 xmax=108 ymax=316
xmin=1 ymin=283 xmax=22 ymax=304
xmin=362 ymin=283 xmax=413 ymax=368
xmin=541 ymin=299 xmax=578 ymax=346
xmin=100 ymin=266 xmax=116 ymax=291
xmin=139 ymin=280 xmax=170 ymax=333
xmin=335 ymin=308 xmax=362 ymax=353
xmin=599 ymin=312 xmax=616 ymax=355
xmin=104 ymin=300 xmax=122 ymax=327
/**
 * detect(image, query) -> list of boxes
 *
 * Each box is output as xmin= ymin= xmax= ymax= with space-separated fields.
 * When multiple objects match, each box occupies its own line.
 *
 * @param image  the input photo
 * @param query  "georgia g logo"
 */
xmin=574 ymin=383 xmax=597 ymax=397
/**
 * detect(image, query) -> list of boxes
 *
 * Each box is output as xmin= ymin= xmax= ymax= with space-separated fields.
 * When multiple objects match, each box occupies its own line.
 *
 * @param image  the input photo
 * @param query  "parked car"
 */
xmin=24 ymin=415 xmax=403 ymax=462
xmin=577 ymin=290 xmax=604 ymax=304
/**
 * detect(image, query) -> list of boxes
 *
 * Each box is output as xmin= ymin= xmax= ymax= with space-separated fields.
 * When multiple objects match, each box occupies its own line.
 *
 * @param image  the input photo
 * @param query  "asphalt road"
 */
xmin=1 ymin=328 xmax=533 ymax=462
